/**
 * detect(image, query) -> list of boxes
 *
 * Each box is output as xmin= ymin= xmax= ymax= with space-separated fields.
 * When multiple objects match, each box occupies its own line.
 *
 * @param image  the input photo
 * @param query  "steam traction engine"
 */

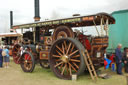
xmin=12 ymin=13 xmax=115 ymax=80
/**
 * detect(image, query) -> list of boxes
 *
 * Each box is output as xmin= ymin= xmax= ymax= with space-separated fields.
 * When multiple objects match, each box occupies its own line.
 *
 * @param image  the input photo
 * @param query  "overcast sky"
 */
xmin=0 ymin=0 xmax=128 ymax=33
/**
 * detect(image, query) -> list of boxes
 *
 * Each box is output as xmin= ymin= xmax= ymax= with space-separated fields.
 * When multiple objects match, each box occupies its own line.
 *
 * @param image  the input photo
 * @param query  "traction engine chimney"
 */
xmin=34 ymin=0 xmax=40 ymax=21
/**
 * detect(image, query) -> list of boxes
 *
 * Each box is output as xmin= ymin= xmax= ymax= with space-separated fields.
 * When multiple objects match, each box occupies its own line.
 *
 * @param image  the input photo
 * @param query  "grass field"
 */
xmin=0 ymin=58 xmax=127 ymax=85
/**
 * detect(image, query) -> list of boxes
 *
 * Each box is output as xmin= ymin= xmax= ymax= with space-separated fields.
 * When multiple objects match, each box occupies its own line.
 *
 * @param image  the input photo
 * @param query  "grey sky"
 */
xmin=0 ymin=0 xmax=128 ymax=33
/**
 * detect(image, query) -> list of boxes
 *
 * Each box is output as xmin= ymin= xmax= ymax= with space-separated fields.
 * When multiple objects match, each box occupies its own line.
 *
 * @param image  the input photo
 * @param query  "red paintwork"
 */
xmin=109 ymin=54 xmax=115 ymax=67
xmin=24 ymin=54 xmax=31 ymax=60
xmin=13 ymin=56 xmax=19 ymax=64
xmin=104 ymin=60 xmax=108 ymax=69
xmin=78 ymin=34 xmax=91 ymax=51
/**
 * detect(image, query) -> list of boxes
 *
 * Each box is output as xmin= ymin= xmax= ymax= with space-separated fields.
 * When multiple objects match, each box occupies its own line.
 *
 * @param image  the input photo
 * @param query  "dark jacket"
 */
xmin=123 ymin=52 xmax=128 ymax=62
xmin=0 ymin=49 xmax=2 ymax=57
xmin=115 ymin=48 xmax=122 ymax=63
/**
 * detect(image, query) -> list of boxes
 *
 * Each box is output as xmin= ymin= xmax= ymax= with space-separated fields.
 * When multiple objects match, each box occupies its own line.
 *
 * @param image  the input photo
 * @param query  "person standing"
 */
xmin=0 ymin=46 xmax=3 ymax=68
xmin=3 ymin=46 xmax=10 ymax=68
xmin=115 ymin=44 xmax=123 ymax=75
xmin=123 ymin=47 xmax=128 ymax=73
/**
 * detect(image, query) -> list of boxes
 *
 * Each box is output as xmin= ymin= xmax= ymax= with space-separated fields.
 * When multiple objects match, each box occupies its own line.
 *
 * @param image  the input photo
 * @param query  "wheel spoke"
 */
xmin=70 ymin=59 xmax=80 ymax=62
xmin=69 ymin=50 xmax=79 ymax=57
xmin=26 ymin=55 xmax=31 ymax=60
xmin=13 ymin=56 xmax=18 ymax=59
xmin=66 ymin=42 xmax=72 ymax=55
xmin=23 ymin=60 xmax=32 ymax=64
xmin=64 ymin=41 xmax=67 ymax=50
xmin=17 ymin=56 xmax=21 ymax=62
xmin=60 ymin=63 xmax=64 ymax=70
xmin=70 ymin=44 xmax=74 ymax=53
xmin=26 ymin=67 xmax=29 ymax=70
xmin=56 ymin=45 xmax=63 ymax=54
xmin=71 ymin=55 xmax=80 ymax=58
xmin=52 ymin=54 xmax=61 ymax=58
xmin=27 ymin=60 xmax=32 ymax=63
xmin=24 ymin=63 xmax=32 ymax=70
xmin=54 ymin=62 xmax=63 ymax=68
xmin=65 ymin=63 xmax=69 ymax=74
xmin=23 ymin=61 xmax=27 ymax=64
xmin=55 ymin=59 xmax=61 ymax=62
xmin=56 ymin=50 xmax=63 ymax=56
xmin=28 ymin=64 xmax=32 ymax=70
xmin=69 ymin=63 xmax=72 ymax=75
xmin=72 ymin=62 xmax=79 ymax=69
xmin=68 ymin=62 xmax=77 ymax=72
xmin=61 ymin=63 xmax=66 ymax=75
xmin=62 ymin=44 xmax=65 ymax=54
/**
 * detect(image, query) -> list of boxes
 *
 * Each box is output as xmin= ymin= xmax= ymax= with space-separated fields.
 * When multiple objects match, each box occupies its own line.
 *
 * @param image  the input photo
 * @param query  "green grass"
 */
xmin=0 ymin=58 xmax=127 ymax=85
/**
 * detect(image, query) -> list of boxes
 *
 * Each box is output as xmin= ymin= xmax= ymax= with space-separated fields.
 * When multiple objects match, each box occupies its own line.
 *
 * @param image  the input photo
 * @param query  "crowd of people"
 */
xmin=0 ymin=46 xmax=10 ymax=68
xmin=102 ymin=43 xmax=128 ymax=76
xmin=115 ymin=44 xmax=128 ymax=75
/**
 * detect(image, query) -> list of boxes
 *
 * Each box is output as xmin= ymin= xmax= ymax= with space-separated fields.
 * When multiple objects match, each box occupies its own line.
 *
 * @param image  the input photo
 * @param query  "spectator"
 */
xmin=104 ymin=53 xmax=112 ymax=69
xmin=109 ymin=53 xmax=115 ymax=67
xmin=0 ymin=46 xmax=3 ymax=68
xmin=3 ymin=46 xmax=10 ymax=68
xmin=115 ymin=44 xmax=123 ymax=75
xmin=123 ymin=47 xmax=128 ymax=73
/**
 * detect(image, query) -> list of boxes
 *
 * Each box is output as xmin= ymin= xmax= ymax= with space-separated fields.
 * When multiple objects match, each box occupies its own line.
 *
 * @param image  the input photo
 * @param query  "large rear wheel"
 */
xmin=49 ymin=38 xmax=85 ymax=80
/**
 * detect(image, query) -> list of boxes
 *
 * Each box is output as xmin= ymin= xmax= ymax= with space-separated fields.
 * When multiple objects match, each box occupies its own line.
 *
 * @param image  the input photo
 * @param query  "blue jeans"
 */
xmin=0 ymin=57 xmax=3 ymax=67
xmin=116 ymin=62 xmax=122 ymax=74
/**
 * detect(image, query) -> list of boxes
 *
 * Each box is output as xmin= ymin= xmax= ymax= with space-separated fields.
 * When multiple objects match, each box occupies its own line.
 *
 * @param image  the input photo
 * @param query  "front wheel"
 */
xmin=20 ymin=51 xmax=35 ymax=72
xmin=39 ymin=60 xmax=50 ymax=69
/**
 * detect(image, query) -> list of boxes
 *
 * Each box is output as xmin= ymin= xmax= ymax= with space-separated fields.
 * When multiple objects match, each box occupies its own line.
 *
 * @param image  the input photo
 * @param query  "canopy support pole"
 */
xmin=100 ymin=18 xmax=104 ymax=36
xmin=93 ymin=19 xmax=100 ymax=36
xmin=33 ymin=27 xmax=36 ymax=44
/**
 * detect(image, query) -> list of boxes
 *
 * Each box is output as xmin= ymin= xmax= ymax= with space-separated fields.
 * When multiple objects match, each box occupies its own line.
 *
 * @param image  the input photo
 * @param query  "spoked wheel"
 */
xmin=39 ymin=60 xmax=50 ymax=69
xmin=12 ymin=44 xmax=21 ymax=64
xmin=49 ymin=38 xmax=85 ymax=80
xmin=20 ymin=51 xmax=35 ymax=72
xmin=52 ymin=26 xmax=74 ymax=41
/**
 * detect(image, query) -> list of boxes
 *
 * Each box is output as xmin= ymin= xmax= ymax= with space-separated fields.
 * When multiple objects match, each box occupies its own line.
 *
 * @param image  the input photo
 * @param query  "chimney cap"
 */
xmin=72 ymin=14 xmax=80 ymax=17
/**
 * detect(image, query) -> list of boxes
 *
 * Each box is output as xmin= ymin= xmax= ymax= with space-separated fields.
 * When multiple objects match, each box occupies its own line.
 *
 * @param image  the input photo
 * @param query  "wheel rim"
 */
xmin=12 ymin=44 xmax=21 ymax=64
xmin=52 ymin=26 xmax=74 ymax=41
xmin=49 ymin=38 xmax=84 ymax=79
xmin=57 ymin=31 xmax=68 ymax=39
xmin=21 ymin=52 xmax=33 ymax=71
xmin=40 ymin=60 xmax=50 ymax=69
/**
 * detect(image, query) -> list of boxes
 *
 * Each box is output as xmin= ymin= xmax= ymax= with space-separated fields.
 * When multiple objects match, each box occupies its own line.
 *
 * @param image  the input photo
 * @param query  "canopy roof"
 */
xmin=13 ymin=12 xmax=115 ymax=29
xmin=0 ymin=33 xmax=22 ymax=37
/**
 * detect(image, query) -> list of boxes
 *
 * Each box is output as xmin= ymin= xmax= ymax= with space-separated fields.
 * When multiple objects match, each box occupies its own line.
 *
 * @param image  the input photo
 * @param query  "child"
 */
xmin=3 ymin=46 xmax=10 ymax=68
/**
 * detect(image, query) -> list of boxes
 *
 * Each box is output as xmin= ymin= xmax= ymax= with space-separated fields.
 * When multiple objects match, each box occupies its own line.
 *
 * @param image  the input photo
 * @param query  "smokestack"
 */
xmin=34 ymin=0 xmax=40 ymax=21
xmin=10 ymin=11 xmax=13 ymax=32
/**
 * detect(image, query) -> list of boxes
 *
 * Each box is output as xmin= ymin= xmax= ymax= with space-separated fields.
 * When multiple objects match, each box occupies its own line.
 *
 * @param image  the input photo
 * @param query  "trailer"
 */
xmin=12 ymin=13 xmax=115 ymax=80
xmin=0 ymin=33 xmax=22 ymax=56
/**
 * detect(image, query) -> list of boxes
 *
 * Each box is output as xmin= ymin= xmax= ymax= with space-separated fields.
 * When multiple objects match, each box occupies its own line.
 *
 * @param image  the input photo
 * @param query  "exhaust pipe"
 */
xmin=10 ymin=11 xmax=13 ymax=32
xmin=34 ymin=0 xmax=40 ymax=21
